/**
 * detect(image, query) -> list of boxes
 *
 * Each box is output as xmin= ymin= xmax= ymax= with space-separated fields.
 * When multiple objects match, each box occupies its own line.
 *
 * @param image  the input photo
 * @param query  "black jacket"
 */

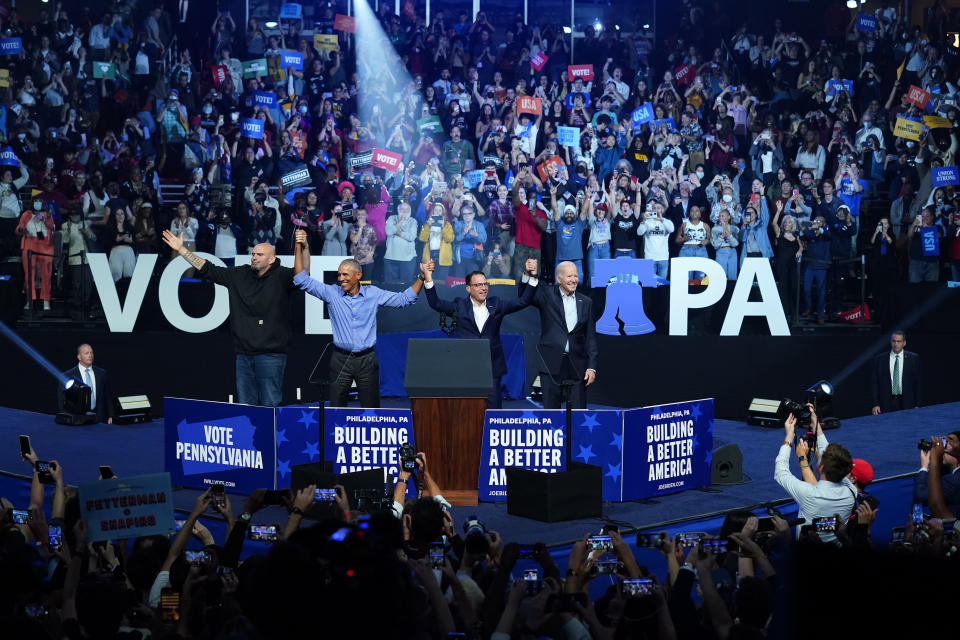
xmin=199 ymin=259 xmax=297 ymax=354
xmin=425 ymin=283 xmax=536 ymax=378
xmin=58 ymin=364 xmax=111 ymax=422
xmin=870 ymin=350 xmax=921 ymax=412
xmin=520 ymin=281 xmax=598 ymax=378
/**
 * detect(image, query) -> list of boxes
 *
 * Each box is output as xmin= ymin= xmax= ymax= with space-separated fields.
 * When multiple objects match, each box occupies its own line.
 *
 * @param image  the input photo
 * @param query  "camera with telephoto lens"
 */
xmin=399 ymin=442 xmax=417 ymax=472
xmin=918 ymin=437 xmax=947 ymax=452
xmin=463 ymin=515 xmax=490 ymax=555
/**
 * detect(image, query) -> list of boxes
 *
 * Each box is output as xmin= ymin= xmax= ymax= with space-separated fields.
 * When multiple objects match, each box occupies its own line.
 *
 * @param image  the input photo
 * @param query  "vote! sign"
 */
xmin=79 ymin=473 xmax=175 ymax=542
xmin=856 ymin=13 xmax=878 ymax=34
xmin=370 ymin=147 xmax=404 ymax=172
xmin=164 ymin=398 xmax=278 ymax=493
xmin=280 ymin=50 xmax=304 ymax=71
xmin=517 ymin=95 xmax=542 ymax=117
xmin=253 ymin=90 xmax=276 ymax=107
xmin=932 ymin=165 xmax=959 ymax=188
xmin=530 ymin=51 xmax=548 ymax=71
xmin=0 ymin=38 xmax=22 ymax=55
xmin=334 ymin=13 xmax=357 ymax=33
xmin=279 ymin=3 xmax=302 ymax=19
xmin=631 ymin=103 xmax=655 ymax=127
xmin=211 ymin=64 xmax=228 ymax=87
xmin=906 ymin=85 xmax=932 ymax=109
xmin=0 ymin=146 xmax=19 ymax=166
xmin=673 ymin=63 xmax=694 ymax=86
xmin=567 ymin=64 xmax=594 ymax=82
xmin=241 ymin=118 xmax=264 ymax=139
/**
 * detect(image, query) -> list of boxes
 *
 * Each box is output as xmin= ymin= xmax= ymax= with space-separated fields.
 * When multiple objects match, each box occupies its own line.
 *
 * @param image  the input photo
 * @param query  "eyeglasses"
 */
xmin=467 ymin=282 xmax=489 ymax=288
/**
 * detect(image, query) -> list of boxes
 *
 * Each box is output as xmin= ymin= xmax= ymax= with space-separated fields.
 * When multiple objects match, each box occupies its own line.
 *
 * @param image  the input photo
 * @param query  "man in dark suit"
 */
xmin=424 ymin=258 xmax=539 ymax=408
xmin=871 ymin=330 xmax=921 ymax=415
xmin=59 ymin=343 xmax=113 ymax=423
xmin=521 ymin=260 xmax=598 ymax=409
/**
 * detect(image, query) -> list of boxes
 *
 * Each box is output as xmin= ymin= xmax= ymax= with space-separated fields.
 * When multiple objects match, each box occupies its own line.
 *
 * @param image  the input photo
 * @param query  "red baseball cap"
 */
xmin=850 ymin=459 xmax=874 ymax=486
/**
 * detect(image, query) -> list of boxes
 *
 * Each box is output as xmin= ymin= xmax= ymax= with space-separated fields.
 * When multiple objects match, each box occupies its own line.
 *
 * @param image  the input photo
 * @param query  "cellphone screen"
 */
xmin=211 ymin=484 xmax=226 ymax=508
xmin=523 ymin=569 xmax=540 ymax=582
xmin=678 ymin=533 xmax=704 ymax=548
xmin=48 ymin=525 xmax=63 ymax=551
xmin=622 ymin=578 xmax=654 ymax=597
xmin=185 ymin=550 xmax=209 ymax=565
xmin=813 ymin=517 xmax=836 ymax=532
xmin=160 ymin=589 xmax=180 ymax=622
xmin=429 ymin=542 xmax=445 ymax=569
xmin=587 ymin=535 xmax=613 ymax=551
xmin=595 ymin=559 xmax=619 ymax=574
xmin=12 ymin=509 xmax=30 ymax=524
xmin=19 ymin=435 xmax=31 ymax=458
xmin=249 ymin=525 xmax=278 ymax=542
xmin=890 ymin=527 xmax=906 ymax=543
xmin=315 ymin=488 xmax=337 ymax=502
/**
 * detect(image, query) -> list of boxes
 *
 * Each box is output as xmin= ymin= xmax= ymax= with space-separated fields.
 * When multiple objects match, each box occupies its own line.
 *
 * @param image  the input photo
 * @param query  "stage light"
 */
xmin=846 ymin=0 xmax=857 ymax=8
xmin=563 ymin=26 xmax=572 ymax=34
xmin=594 ymin=20 xmax=603 ymax=33
xmin=265 ymin=21 xmax=278 ymax=28
xmin=58 ymin=379 xmax=95 ymax=426
xmin=806 ymin=379 xmax=838 ymax=429
xmin=808 ymin=380 xmax=833 ymax=396
xmin=643 ymin=24 xmax=650 ymax=30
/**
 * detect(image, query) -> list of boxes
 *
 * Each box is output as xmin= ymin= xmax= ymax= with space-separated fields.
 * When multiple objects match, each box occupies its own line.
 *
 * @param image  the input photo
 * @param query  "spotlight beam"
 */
xmin=0 ymin=320 xmax=70 ymax=385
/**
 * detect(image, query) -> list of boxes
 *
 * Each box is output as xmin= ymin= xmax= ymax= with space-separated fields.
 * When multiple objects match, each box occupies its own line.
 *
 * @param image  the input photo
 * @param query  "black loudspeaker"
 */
xmin=290 ymin=464 xmax=387 ymax=518
xmin=746 ymin=398 xmax=782 ymax=427
xmin=506 ymin=462 xmax=603 ymax=522
xmin=710 ymin=444 xmax=743 ymax=485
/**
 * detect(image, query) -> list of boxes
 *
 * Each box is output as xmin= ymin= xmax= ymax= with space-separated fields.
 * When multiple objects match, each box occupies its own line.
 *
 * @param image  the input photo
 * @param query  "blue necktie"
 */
xmin=84 ymin=368 xmax=96 ymax=409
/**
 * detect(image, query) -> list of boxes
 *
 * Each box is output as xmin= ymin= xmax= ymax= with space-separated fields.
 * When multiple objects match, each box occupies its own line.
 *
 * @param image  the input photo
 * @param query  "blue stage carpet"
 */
xmin=1 ymin=400 xmax=953 ymax=549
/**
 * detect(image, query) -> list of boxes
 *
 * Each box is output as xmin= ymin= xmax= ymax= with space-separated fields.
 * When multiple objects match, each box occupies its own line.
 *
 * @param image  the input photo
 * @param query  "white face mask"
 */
xmin=33 ymin=201 xmax=42 ymax=210
xmin=696 ymin=170 xmax=704 ymax=179
xmin=722 ymin=193 xmax=733 ymax=203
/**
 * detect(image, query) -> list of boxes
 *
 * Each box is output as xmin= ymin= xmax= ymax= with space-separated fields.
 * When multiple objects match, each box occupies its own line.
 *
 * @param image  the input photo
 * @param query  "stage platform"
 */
xmin=1 ymin=399 xmax=952 ymax=549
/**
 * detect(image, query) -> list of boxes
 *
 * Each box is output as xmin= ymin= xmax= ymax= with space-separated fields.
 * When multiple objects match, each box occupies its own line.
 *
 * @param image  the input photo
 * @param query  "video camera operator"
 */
xmin=775 ymin=411 xmax=856 ymax=541
xmin=389 ymin=451 xmax=453 ymax=555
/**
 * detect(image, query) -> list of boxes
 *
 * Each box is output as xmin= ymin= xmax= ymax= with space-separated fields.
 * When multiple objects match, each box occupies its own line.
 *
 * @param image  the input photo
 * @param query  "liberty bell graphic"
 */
xmin=590 ymin=258 xmax=661 ymax=335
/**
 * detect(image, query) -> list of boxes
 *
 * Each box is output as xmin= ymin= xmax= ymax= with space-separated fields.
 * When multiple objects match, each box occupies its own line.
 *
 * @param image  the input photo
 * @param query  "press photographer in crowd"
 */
xmin=914 ymin=432 xmax=960 ymax=518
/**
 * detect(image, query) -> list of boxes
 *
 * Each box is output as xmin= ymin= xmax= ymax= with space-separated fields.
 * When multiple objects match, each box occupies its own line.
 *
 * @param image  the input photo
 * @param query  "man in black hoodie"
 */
xmin=162 ymin=230 xmax=297 ymax=406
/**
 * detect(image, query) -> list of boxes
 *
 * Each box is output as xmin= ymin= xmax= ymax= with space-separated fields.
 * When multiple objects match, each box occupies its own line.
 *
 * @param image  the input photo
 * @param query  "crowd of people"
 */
xmin=0 ymin=1 xmax=958 ymax=326
xmin=3 ymin=418 xmax=959 ymax=639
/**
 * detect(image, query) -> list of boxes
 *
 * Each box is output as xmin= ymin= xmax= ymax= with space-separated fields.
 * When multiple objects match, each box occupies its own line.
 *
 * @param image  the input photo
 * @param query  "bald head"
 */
xmin=250 ymin=243 xmax=277 ymax=274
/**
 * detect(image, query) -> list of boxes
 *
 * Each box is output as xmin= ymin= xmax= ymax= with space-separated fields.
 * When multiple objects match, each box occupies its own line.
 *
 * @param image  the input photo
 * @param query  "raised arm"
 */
xmin=162 ymin=230 xmax=207 ymax=271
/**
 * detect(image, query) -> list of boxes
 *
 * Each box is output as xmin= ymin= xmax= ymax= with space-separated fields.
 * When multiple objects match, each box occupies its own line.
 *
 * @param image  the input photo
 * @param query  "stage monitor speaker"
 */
xmin=506 ymin=462 xmax=603 ymax=522
xmin=747 ymin=398 xmax=782 ymax=427
xmin=711 ymin=444 xmax=743 ymax=485
xmin=290 ymin=464 xmax=386 ymax=518
xmin=113 ymin=395 xmax=152 ymax=424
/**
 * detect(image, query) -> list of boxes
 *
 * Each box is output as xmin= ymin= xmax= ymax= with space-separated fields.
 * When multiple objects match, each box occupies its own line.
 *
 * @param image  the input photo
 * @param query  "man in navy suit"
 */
xmin=520 ymin=260 xmax=598 ymax=409
xmin=424 ymin=258 xmax=540 ymax=408
xmin=58 ymin=343 xmax=113 ymax=423
xmin=870 ymin=329 xmax=921 ymax=415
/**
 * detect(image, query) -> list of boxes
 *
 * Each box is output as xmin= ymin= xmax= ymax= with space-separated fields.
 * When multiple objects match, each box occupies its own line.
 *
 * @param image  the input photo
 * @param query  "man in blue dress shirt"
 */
xmin=293 ymin=229 xmax=427 ymax=407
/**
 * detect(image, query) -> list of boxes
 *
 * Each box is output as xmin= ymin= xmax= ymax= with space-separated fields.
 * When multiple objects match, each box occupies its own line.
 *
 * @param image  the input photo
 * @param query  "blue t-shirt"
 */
xmin=556 ymin=218 xmax=586 ymax=260
xmin=838 ymin=178 xmax=863 ymax=217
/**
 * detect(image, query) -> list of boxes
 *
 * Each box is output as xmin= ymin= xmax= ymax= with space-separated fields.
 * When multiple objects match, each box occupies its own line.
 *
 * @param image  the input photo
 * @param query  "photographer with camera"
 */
xmin=914 ymin=432 xmax=960 ymax=518
xmin=775 ymin=412 xmax=856 ymax=541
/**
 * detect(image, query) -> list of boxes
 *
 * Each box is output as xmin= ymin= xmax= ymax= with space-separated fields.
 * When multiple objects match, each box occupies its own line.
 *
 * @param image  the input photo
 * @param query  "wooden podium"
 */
xmin=405 ymin=339 xmax=492 ymax=506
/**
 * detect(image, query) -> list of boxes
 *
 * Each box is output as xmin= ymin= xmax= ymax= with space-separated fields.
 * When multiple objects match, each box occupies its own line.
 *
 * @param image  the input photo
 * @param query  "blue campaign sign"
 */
xmin=324 ymin=408 xmax=416 ymax=489
xmin=242 ymin=118 xmax=264 ymax=139
xmin=568 ymin=410 xmax=627 ymax=501
xmin=631 ymin=103 xmax=655 ymax=126
xmin=253 ymin=90 xmax=277 ymax=107
xmin=281 ymin=49 xmax=304 ymax=71
xmin=478 ymin=410 xmax=571 ymax=501
xmin=274 ymin=404 xmax=321 ymax=483
xmin=164 ymin=398 xmax=277 ymax=493
xmin=0 ymin=146 xmax=19 ymax=166
xmin=464 ymin=169 xmax=485 ymax=188
xmin=856 ymin=13 xmax=878 ymax=33
xmin=620 ymin=399 xmax=714 ymax=501
xmin=279 ymin=3 xmax=303 ymax=19
xmin=0 ymin=38 xmax=22 ymax=55
xmin=557 ymin=125 xmax=581 ymax=147
xmin=653 ymin=117 xmax=677 ymax=132
xmin=932 ymin=165 xmax=959 ymax=188
xmin=921 ymin=226 xmax=940 ymax=257
xmin=79 ymin=473 xmax=175 ymax=542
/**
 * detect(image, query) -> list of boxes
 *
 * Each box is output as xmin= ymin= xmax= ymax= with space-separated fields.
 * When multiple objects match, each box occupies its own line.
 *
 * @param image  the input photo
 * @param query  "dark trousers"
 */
xmin=329 ymin=349 xmax=380 ymax=408
xmin=488 ymin=376 xmax=502 ymax=409
xmin=541 ymin=354 xmax=586 ymax=409
xmin=883 ymin=394 xmax=905 ymax=413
